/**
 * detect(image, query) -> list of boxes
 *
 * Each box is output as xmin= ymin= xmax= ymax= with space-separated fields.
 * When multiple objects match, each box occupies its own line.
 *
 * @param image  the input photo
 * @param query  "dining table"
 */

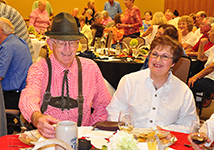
xmin=94 ymin=57 xmax=144 ymax=89
xmin=0 ymin=127 xmax=197 ymax=150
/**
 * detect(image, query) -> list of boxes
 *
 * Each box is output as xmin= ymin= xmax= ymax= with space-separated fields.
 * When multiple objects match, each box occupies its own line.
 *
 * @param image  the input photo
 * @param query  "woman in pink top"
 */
xmin=29 ymin=0 xmax=50 ymax=34
xmin=101 ymin=10 xmax=113 ymax=26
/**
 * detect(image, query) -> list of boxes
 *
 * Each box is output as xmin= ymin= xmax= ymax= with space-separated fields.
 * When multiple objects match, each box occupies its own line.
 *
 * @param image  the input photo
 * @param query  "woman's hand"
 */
xmin=187 ymin=133 xmax=211 ymax=150
xmin=31 ymin=111 xmax=60 ymax=139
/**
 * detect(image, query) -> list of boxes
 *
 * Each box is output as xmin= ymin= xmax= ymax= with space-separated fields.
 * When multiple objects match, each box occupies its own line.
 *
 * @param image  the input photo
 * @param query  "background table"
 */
xmin=31 ymin=39 xmax=46 ymax=61
xmin=94 ymin=59 xmax=143 ymax=89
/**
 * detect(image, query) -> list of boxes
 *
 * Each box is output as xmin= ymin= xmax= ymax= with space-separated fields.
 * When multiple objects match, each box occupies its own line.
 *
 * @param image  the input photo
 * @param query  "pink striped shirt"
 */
xmin=29 ymin=8 xmax=50 ymax=34
xmin=19 ymin=55 xmax=112 ymax=126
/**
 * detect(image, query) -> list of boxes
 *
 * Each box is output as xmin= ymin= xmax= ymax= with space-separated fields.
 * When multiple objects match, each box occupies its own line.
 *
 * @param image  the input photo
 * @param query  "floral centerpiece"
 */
xmin=102 ymin=130 xmax=139 ymax=150
xmin=28 ymin=26 xmax=37 ymax=35
xmin=129 ymin=39 xmax=138 ymax=48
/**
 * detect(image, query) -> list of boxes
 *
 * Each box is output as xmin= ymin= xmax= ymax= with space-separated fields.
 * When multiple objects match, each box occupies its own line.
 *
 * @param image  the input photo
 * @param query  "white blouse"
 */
xmin=107 ymin=68 xmax=198 ymax=133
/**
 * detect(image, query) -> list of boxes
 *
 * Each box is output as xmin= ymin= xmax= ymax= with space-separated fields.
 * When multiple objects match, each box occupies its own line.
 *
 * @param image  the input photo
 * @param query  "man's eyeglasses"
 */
xmin=150 ymin=52 xmax=174 ymax=61
xmin=51 ymin=39 xmax=79 ymax=48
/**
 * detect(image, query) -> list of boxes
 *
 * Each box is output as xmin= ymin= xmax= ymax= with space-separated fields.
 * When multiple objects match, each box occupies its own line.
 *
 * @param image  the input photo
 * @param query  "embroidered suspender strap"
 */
xmin=41 ymin=58 xmax=52 ymax=114
xmin=76 ymin=56 xmax=84 ymax=126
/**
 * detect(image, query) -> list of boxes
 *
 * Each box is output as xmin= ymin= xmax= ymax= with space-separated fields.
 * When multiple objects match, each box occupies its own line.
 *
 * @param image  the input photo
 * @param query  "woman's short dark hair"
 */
xmin=114 ymin=13 xmax=122 ymax=25
xmin=158 ymin=24 xmax=179 ymax=40
xmin=144 ymin=11 xmax=152 ymax=16
xmin=150 ymin=35 xmax=182 ymax=64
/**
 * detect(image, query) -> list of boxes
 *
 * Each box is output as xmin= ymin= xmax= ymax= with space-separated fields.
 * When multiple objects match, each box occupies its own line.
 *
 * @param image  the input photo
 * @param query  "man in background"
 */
xmin=71 ymin=7 xmax=80 ymax=28
xmin=104 ymin=0 xmax=122 ymax=20
xmin=32 ymin=0 xmax=53 ymax=17
xmin=0 ymin=17 xmax=32 ymax=109
xmin=194 ymin=11 xmax=207 ymax=39
xmin=0 ymin=1 xmax=34 ymax=58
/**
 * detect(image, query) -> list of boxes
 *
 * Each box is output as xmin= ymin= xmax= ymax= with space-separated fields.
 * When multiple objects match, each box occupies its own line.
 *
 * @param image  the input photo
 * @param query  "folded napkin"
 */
xmin=78 ymin=126 xmax=114 ymax=139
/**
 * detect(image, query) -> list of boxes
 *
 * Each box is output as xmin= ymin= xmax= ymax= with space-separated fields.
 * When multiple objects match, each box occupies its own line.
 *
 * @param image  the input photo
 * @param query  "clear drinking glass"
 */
xmin=118 ymin=110 xmax=134 ymax=132
xmin=190 ymin=120 xmax=208 ymax=145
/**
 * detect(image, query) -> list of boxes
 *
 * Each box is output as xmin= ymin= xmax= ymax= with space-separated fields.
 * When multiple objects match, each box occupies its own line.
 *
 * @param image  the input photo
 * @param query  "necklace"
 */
xmin=153 ymin=79 xmax=167 ymax=90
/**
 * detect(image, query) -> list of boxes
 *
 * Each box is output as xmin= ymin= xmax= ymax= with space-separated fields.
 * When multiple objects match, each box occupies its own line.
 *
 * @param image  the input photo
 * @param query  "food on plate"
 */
xmin=19 ymin=130 xmax=41 ymax=145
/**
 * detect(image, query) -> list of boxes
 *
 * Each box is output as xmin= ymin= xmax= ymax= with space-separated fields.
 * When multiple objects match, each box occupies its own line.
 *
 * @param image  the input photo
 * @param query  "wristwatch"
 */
xmin=129 ymin=25 xmax=131 ymax=28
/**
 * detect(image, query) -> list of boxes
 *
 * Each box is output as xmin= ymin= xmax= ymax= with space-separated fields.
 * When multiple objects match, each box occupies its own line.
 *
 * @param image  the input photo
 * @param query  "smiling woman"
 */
xmin=107 ymin=35 xmax=198 ymax=133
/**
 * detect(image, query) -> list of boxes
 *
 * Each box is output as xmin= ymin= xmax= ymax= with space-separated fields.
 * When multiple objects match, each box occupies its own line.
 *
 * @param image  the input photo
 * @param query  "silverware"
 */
xmin=184 ymin=143 xmax=192 ymax=147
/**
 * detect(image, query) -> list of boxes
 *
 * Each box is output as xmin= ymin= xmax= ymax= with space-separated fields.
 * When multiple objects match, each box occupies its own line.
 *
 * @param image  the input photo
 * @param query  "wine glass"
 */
xmin=118 ymin=110 xmax=134 ymax=132
xmin=190 ymin=120 xmax=208 ymax=145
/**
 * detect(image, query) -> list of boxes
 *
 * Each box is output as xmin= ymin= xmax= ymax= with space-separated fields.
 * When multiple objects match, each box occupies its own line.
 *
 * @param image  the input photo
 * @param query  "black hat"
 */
xmin=45 ymin=12 xmax=84 ymax=41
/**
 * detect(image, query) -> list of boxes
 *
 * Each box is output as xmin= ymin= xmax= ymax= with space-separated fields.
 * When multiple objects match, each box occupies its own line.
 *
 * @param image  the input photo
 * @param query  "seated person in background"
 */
xmin=142 ymin=11 xmax=152 ymax=32
xmin=107 ymin=35 xmax=198 ymax=133
xmin=185 ymin=17 xmax=214 ymax=56
xmin=188 ymin=113 xmax=214 ymax=150
xmin=104 ymin=13 xmax=124 ymax=49
xmin=29 ymin=0 xmax=50 ymax=34
xmin=178 ymin=15 xmax=197 ymax=50
xmin=101 ymin=10 xmax=113 ymax=26
xmin=194 ymin=11 xmax=207 ymax=40
xmin=189 ymin=13 xmax=198 ymax=33
xmin=188 ymin=24 xmax=214 ymax=106
xmin=19 ymin=12 xmax=111 ymax=139
xmin=85 ymin=9 xmax=94 ymax=26
xmin=79 ymin=15 xmax=93 ymax=46
xmin=91 ymin=12 xmax=105 ymax=38
xmin=173 ymin=10 xmax=180 ymax=26
xmin=142 ymin=12 xmax=167 ymax=46
xmin=141 ymin=24 xmax=187 ymax=69
xmin=32 ymin=0 xmax=53 ymax=17
xmin=0 ymin=17 xmax=32 ymax=109
xmin=71 ymin=7 xmax=80 ymax=28
xmin=165 ymin=9 xmax=177 ymax=28
xmin=0 ymin=1 xmax=34 ymax=57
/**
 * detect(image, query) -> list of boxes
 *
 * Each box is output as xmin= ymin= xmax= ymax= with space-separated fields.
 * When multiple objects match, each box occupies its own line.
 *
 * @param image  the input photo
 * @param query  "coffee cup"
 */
xmin=55 ymin=121 xmax=78 ymax=150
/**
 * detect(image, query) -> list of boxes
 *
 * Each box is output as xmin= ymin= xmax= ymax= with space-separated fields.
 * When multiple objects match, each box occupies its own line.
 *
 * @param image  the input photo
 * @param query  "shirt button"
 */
xmin=150 ymin=120 xmax=153 ymax=123
xmin=155 ymin=94 xmax=157 ymax=97
xmin=152 ymin=107 xmax=156 ymax=110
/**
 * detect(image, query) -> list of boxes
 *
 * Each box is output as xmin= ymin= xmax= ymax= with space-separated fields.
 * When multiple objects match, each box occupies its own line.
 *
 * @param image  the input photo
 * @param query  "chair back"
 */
xmin=122 ymin=37 xmax=145 ymax=49
xmin=105 ymin=31 xmax=113 ymax=49
xmin=91 ymin=28 xmax=97 ymax=46
xmin=39 ymin=45 xmax=49 ymax=59
xmin=172 ymin=56 xmax=191 ymax=83
xmin=80 ymin=36 xmax=88 ymax=51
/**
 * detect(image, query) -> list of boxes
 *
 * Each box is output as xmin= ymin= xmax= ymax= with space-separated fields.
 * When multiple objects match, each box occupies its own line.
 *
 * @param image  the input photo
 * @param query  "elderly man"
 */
xmin=71 ymin=7 xmax=80 ymax=28
xmin=195 ymin=11 xmax=207 ymax=39
xmin=186 ymin=17 xmax=214 ymax=56
xmin=0 ymin=17 xmax=32 ymax=109
xmin=29 ymin=0 xmax=50 ymax=34
xmin=165 ymin=9 xmax=177 ymax=28
xmin=19 ymin=12 xmax=111 ymax=139
xmin=32 ymin=0 xmax=53 ymax=17
xmin=104 ymin=0 xmax=122 ymax=20
xmin=188 ymin=24 xmax=214 ymax=107
xmin=0 ymin=1 xmax=34 ymax=58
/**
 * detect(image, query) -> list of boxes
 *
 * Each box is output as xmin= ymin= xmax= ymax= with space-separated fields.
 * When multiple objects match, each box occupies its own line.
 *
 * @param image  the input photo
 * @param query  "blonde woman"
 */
xmin=178 ymin=15 xmax=197 ymax=50
xmin=79 ymin=15 xmax=93 ymax=46
xmin=142 ymin=12 xmax=167 ymax=45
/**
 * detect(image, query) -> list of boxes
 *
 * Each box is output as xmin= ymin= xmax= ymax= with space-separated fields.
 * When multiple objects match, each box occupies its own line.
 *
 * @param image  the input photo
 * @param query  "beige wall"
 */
xmin=7 ymin=0 xmax=164 ymax=18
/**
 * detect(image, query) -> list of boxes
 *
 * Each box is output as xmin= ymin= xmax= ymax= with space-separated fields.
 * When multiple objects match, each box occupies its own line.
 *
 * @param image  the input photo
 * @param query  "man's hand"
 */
xmin=200 ymin=38 xmax=209 ymax=47
xmin=187 ymin=132 xmax=211 ymax=150
xmin=31 ymin=111 xmax=60 ymax=139
xmin=188 ymin=76 xmax=198 ymax=88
